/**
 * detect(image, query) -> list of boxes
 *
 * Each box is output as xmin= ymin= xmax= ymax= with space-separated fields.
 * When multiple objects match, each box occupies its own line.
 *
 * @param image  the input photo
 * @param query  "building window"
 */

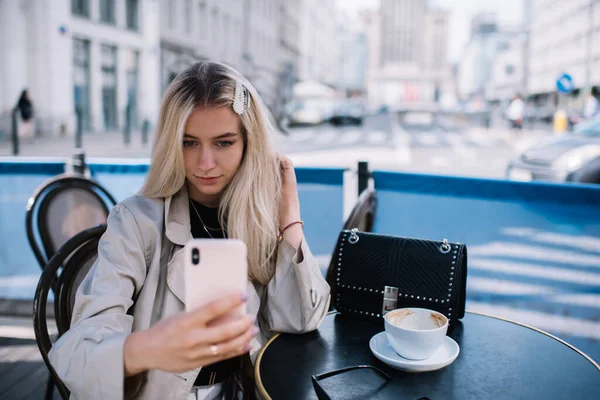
xmin=126 ymin=51 xmax=140 ymax=130
xmin=212 ymin=8 xmax=219 ymax=44
xmin=126 ymin=0 xmax=139 ymax=31
xmin=223 ymin=15 xmax=233 ymax=60
xmin=505 ymin=64 xmax=515 ymax=76
xmin=99 ymin=0 xmax=116 ymax=25
xmin=167 ymin=0 xmax=175 ymax=28
xmin=73 ymin=38 xmax=91 ymax=130
xmin=184 ymin=0 xmax=192 ymax=34
xmin=101 ymin=45 xmax=118 ymax=131
xmin=72 ymin=0 xmax=90 ymax=17
xmin=199 ymin=2 xmax=207 ymax=37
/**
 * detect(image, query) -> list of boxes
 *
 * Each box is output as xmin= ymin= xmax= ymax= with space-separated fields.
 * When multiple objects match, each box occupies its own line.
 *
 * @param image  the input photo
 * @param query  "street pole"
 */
xmin=75 ymin=106 xmax=83 ymax=149
xmin=585 ymin=0 xmax=595 ymax=101
xmin=11 ymin=109 xmax=19 ymax=156
xmin=522 ymin=0 xmax=532 ymax=100
xmin=358 ymin=161 xmax=369 ymax=196
xmin=124 ymin=103 xmax=131 ymax=146
xmin=242 ymin=0 xmax=252 ymax=77
xmin=141 ymin=119 xmax=150 ymax=145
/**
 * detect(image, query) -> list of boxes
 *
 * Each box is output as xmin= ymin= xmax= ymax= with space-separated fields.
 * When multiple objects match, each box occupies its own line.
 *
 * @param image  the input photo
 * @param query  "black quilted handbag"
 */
xmin=330 ymin=229 xmax=467 ymax=326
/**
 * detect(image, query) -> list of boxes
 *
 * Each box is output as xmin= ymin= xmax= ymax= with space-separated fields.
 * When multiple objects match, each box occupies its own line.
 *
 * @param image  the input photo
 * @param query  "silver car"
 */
xmin=506 ymin=115 xmax=600 ymax=184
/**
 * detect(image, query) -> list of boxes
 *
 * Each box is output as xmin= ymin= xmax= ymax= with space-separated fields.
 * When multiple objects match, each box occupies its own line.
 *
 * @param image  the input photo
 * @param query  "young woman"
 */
xmin=49 ymin=61 xmax=331 ymax=400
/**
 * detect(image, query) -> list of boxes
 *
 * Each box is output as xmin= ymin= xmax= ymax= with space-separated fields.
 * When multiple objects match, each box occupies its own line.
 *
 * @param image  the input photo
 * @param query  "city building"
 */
xmin=0 ymin=0 xmax=161 ymax=137
xmin=298 ymin=0 xmax=339 ymax=88
xmin=528 ymin=0 xmax=600 ymax=108
xmin=366 ymin=0 xmax=450 ymax=108
xmin=457 ymin=12 xmax=521 ymax=101
xmin=424 ymin=8 xmax=451 ymax=101
xmin=337 ymin=11 xmax=368 ymax=96
xmin=160 ymin=0 xmax=302 ymax=118
xmin=277 ymin=0 xmax=302 ymax=120
xmin=0 ymin=0 xmax=341 ymax=138
xmin=487 ymin=36 xmax=526 ymax=102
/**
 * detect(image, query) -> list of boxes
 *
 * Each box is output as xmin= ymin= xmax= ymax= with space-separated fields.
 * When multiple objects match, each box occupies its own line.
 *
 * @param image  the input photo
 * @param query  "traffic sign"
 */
xmin=556 ymin=73 xmax=575 ymax=93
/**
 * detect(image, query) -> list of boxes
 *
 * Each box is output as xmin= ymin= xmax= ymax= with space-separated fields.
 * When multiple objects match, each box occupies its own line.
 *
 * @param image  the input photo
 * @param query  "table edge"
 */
xmin=255 ymin=332 xmax=280 ymax=400
xmin=466 ymin=310 xmax=600 ymax=370
xmin=254 ymin=310 xmax=600 ymax=400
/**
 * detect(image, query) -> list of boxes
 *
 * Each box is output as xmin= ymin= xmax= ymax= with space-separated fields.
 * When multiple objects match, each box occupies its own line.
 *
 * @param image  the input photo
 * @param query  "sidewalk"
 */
xmin=0 ymin=131 xmax=153 ymax=159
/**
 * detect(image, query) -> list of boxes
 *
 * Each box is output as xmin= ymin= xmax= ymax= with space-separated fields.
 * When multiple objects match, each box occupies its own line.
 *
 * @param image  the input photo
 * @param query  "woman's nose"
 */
xmin=198 ymin=149 xmax=216 ymax=171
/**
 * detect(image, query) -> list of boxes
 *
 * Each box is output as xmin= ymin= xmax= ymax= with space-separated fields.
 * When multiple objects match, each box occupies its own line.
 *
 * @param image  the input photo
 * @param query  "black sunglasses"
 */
xmin=311 ymin=365 xmax=391 ymax=400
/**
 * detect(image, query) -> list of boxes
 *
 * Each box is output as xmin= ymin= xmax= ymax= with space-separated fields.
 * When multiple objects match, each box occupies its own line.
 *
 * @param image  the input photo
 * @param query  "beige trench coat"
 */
xmin=49 ymin=188 xmax=331 ymax=400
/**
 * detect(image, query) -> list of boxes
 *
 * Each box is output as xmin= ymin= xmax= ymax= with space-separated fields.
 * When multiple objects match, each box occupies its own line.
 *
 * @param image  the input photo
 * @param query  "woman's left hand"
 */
xmin=278 ymin=154 xmax=303 ymax=252
xmin=278 ymin=154 xmax=301 ymax=225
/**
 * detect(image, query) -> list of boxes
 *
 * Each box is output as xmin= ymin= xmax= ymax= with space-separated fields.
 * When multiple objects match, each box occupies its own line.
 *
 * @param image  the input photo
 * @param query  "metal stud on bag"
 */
xmin=440 ymin=238 xmax=451 ymax=254
xmin=348 ymin=228 xmax=359 ymax=244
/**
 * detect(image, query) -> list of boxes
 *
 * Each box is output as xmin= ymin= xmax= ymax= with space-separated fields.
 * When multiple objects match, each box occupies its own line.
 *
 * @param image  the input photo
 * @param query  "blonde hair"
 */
xmin=141 ymin=61 xmax=282 ymax=285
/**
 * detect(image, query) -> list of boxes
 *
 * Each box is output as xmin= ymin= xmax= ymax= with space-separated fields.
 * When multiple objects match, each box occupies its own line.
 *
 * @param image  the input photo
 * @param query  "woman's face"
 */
xmin=183 ymin=107 xmax=244 ymax=207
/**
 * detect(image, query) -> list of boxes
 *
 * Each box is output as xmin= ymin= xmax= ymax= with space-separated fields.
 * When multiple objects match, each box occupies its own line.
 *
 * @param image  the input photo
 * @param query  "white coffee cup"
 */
xmin=384 ymin=307 xmax=449 ymax=360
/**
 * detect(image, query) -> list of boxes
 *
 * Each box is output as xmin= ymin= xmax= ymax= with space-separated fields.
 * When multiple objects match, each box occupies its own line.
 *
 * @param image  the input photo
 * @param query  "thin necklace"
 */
xmin=189 ymin=199 xmax=225 ymax=239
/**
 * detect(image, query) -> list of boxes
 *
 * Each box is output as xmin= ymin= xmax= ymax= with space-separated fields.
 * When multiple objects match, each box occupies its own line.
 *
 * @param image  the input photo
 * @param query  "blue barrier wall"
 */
xmin=372 ymin=170 xmax=600 ymax=362
xmin=0 ymin=160 xmax=66 ymax=299
xmin=0 ymin=159 xmax=344 ymax=299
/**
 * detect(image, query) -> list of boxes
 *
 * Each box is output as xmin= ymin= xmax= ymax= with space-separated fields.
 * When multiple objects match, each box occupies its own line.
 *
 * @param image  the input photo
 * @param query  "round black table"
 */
xmin=255 ymin=312 xmax=600 ymax=400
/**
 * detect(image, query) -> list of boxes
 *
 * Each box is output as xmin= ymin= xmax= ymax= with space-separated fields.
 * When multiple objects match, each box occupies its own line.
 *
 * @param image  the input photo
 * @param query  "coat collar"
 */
xmin=164 ymin=185 xmax=193 ymax=246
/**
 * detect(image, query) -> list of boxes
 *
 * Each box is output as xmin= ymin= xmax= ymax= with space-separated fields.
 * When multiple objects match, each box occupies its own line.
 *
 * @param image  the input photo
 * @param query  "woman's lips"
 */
xmin=196 ymin=176 xmax=220 ymax=184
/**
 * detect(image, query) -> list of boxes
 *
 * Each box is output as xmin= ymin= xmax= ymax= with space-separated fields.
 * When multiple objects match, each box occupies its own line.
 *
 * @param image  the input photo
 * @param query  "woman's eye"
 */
xmin=183 ymin=140 xmax=197 ymax=147
xmin=217 ymin=141 xmax=233 ymax=148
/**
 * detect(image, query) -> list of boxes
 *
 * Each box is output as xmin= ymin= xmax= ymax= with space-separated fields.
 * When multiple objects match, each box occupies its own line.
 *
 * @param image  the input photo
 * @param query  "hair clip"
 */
xmin=233 ymin=80 xmax=249 ymax=115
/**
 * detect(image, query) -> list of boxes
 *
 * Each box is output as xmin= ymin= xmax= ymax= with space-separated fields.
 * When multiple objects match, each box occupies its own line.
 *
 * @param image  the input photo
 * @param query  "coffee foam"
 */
xmin=386 ymin=309 xmax=413 ymax=326
xmin=387 ymin=309 xmax=447 ymax=330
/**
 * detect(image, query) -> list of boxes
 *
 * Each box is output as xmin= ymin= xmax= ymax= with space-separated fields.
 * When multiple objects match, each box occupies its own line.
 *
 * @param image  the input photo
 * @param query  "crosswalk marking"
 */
xmin=471 ymin=258 xmax=600 ymax=286
xmin=446 ymin=133 xmax=477 ymax=159
xmin=288 ymin=129 xmax=315 ymax=142
xmin=367 ymin=130 xmax=388 ymax=144
xmin=338 ymin=129 xmax=362 ymax=145
xmin=314 ymin=130 xmax=338 ymax=145
xmin=431 ymin=156 xmax=450 ymax=167
xmin=286 ymin=127 xmax=512 ymax=151
xmin=502 ymin=227 xmax=600 ymax=253
xmin=415 ymin=133 xmax=440 ymax=145
xmin=466 ymin=301 xmax=600 ymax=340
xmin=467 ymin=276 xmax=557 ymax=295
xmin=470 ymin=242 xmax=600 ymax=269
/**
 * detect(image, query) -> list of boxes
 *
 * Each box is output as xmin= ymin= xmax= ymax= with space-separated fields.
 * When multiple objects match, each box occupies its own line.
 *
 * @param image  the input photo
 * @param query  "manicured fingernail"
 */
xmin=243 ymin=344 xmax=252 ymax=352
xmin=240 ymin=293 xmax=249 ymax=302
xmin=251 ymin=326 xmax=260 ymax=336
xmin=249 ymin=315 xmax=257 ymax=324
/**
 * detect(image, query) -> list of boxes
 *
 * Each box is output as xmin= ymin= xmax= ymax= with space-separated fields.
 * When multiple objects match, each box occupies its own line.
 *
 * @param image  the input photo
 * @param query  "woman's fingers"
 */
xmin=201 ymin=315 xmax=255 ymax=345
xmin=198 ymin=325 xmax=258 ymax=362
xmin=189 ymin=293 xmax=247 ymax=326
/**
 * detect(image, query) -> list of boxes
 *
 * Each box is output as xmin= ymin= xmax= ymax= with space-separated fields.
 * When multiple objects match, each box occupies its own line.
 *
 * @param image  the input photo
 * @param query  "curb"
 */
xmin=0 ymin=298 xmax=54 ymax=318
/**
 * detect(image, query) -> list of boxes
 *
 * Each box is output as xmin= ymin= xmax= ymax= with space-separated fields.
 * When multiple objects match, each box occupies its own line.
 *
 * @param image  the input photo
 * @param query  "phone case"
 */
xmin=183 ymin=239 xmax=248 ymax=320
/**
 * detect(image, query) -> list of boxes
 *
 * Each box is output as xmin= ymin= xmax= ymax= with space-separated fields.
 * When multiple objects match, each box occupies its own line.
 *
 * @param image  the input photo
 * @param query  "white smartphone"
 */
xmin=183 ymin=239 xmax=248 ymax=323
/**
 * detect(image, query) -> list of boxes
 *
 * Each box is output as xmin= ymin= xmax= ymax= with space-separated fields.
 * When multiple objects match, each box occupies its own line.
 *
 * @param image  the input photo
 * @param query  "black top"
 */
xmin=189 ymin=199 xmax=226 ymax=240
xmin=257 ymin=312 xmax=600 ymax=400
xmin=17 ymin=96 xmax=33 ymax=121
xmin=189 ymin=199 xmax=241 ymax=385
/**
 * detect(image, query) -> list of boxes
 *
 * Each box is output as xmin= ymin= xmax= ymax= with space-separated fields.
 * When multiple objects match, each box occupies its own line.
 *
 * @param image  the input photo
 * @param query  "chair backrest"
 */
xmin=325 ymin=188 xmax=377 ymax=309
xmin=33 ymin=224 xmax=107 ymax=400
xmin=342 ymin=188 xmax=377 ymax=232
xmin=26 ymin=173 xmax=116 ymax=270
xmin=55 ymin=240 xmax=100 ymax=336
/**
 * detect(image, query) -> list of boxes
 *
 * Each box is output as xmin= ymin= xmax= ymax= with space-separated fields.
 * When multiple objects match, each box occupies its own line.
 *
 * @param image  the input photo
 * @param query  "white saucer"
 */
xmin=369 ymin=332 xmax=460 ymax=373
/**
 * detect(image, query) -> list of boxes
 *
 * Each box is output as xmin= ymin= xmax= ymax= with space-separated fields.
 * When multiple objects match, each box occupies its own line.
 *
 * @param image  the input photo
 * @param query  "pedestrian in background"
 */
xmin=506 ymin=94 xmax=524 ymax=137
xmin=583 ymin=90 xmax=599 ymax=120
xmin=15 ymin=89 xmax=34 ymax=138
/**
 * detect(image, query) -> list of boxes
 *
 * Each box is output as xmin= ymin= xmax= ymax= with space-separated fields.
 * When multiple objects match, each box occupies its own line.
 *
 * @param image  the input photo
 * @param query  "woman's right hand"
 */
xmin=124 ymin=293 xmax=257 ymax=376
